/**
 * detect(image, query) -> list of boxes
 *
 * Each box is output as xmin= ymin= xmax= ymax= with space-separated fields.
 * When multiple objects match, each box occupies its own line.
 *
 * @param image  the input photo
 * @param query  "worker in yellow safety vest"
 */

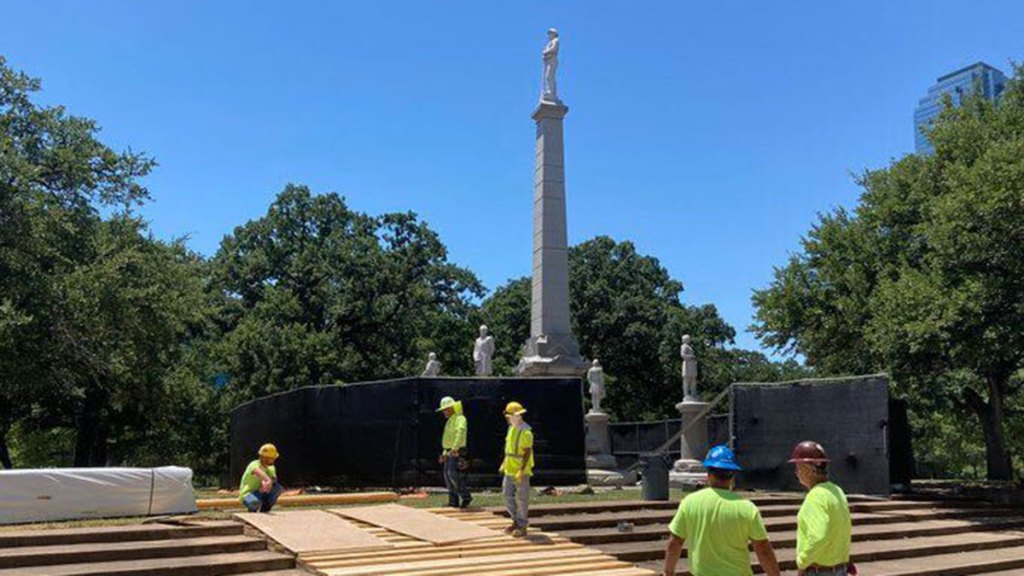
xmin=239 ymin=443 xmax=283 ymax=513
xmin=663 ymin=445 xmax=781 ymax=576
xmin=790 ymin=441 xmax=853 ymax=576
xmin=437 ymin=396 xmax=472 ymax=508
xmin=499 ymin=401 xmax=534 ymax=537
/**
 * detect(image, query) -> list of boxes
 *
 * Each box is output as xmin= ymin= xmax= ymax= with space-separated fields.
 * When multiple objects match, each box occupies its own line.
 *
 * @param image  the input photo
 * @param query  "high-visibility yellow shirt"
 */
xmin=442 ymin=412 xmax=468 ymax=452
xmin=796 ymin=481 xmax=852 ymax=569
xmin=668 ymin=487 xmax=768 ymax=576
xmin=239 ymin=459 xmax=277 ymax=502
xmin=499 ymin=424 xmax=534 ymax=477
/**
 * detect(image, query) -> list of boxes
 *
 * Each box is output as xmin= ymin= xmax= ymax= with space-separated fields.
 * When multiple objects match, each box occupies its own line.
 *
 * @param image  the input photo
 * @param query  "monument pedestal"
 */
xmin=519 ymin=333 xmax=589 ymax=376
xmin=584 ymin=411 xmax=629 ymax=486
xmin=670 ymin=399 xmax=709 ymax=489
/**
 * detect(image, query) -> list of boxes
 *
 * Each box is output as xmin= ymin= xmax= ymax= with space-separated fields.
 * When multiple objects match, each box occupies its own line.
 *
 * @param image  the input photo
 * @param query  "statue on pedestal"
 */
xmin=680 ymin=335 xmax=698 ymax=401
xmin=541 ymin=28 xmax=560 ymax=102
xmin=473 ymin=325 xmax=495 ymax=376
xmin=422 ymin=352 xmax=441 ymax=377
xmin=587 ymin=359 xmax=606 ymax=413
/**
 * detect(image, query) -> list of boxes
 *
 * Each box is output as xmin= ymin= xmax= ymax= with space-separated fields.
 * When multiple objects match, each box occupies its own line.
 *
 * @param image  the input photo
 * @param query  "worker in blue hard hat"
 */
xmin=663 ymin=445 xmax=781 ymax=576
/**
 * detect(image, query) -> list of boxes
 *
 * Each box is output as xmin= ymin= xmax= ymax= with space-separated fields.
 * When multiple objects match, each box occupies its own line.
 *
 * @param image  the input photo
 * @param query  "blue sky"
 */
xmin=3 ymin=1 xmax=1021 ymax=354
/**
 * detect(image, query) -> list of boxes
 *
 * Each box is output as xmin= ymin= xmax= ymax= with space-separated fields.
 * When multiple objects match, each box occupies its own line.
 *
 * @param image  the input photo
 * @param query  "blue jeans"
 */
xmin=243 ymin=481 xmax=282 ymax=513
xmin=443 ymin=454 xmax=471 ymax=506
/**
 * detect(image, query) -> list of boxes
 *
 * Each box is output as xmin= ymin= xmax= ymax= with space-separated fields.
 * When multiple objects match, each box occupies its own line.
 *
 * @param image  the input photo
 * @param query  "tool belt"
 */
xmin=452 ymin=447 xmax=470 ymax=471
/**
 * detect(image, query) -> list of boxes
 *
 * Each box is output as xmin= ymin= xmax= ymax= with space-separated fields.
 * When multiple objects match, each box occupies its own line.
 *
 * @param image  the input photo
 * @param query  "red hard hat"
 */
xmin=789 ymin=440 xmax=830 ymax=464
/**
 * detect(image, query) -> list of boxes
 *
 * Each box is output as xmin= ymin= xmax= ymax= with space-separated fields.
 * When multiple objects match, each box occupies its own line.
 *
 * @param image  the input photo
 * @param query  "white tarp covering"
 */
xmin=0 ymin=466 xmax=197 ymax=525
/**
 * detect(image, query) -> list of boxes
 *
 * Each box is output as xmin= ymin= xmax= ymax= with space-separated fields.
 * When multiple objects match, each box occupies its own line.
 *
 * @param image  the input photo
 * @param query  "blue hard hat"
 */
xmin=702 ymin=444 xmax=742 ymax=471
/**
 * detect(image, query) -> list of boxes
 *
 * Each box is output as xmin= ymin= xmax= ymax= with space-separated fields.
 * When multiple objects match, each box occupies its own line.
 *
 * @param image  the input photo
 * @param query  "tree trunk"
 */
xmin=74 ymin=391 xmax=108 ymax=467
xmin=0 ymin=428 xmax=13 ymax=469
xmin=966 ymin=377 xmax=1013 ymax=481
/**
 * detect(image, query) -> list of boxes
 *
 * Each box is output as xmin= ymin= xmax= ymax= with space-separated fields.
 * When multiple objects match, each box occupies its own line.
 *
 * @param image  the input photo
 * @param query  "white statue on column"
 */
xmin=680 ymin=335 xmax=698 ymax=401
xmin=473 ymin=325 xmax=495 ymax=376
xmin=421 ymin=352 xmax=441 ymax=376
xmin=587 ymin=359 xmax=606 ymax=414
xmin=541 ymin=28 xmax=560 ymax=103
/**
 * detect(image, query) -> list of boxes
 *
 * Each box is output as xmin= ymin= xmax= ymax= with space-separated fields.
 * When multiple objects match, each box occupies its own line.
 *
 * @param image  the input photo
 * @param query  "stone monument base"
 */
xmin=672 ymin=458 xmax=705 ymax=473
xmin=518 ymin=333 xmax=588 ymax=376
xmin=588 ymin=467 xmax=637 ymax=487
xmin=669 ymin=471 xmax=707 ymax=490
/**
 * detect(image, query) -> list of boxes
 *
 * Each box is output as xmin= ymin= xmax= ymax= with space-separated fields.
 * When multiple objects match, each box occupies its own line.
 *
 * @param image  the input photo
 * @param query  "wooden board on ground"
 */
xmin=235 ymin=510 xmax=392 ymax=556
xmin=332 ymin=504 xmax=498 ymax=545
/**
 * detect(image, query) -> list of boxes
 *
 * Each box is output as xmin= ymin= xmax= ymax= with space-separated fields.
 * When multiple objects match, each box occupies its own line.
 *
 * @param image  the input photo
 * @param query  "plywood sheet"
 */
xmin=235 ymin=510 xmax=391 ymax=555
xmin=332 ymin=504 xmax=499 ymax=545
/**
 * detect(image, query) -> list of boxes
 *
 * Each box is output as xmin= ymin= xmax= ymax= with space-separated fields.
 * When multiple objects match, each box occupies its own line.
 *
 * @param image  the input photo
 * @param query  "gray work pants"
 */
xmin=502 ymin=474 xmax=530 ymax=528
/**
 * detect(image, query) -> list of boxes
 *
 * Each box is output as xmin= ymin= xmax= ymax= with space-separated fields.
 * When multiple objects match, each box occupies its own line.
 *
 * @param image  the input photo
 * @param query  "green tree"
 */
xmin=0 ymin=56 xmax=207 ymax=467
xmin=481 ymin=236 xmax=789 ymax=420
xmin=753 ymin=67 xmax=1024 ymax=479
xmin=211 ymin=185 xmax=484 ymax=402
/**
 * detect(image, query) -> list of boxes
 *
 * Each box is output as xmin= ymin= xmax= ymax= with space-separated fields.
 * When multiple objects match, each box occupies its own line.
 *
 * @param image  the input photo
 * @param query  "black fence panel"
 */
xmin=732 ymin=376 xmax=892 ymax=495
xmin=230 ymin=377 xmax=586 ymax=489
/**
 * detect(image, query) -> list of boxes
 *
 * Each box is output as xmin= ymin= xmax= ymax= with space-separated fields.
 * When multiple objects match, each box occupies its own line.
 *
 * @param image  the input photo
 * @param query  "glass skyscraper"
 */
xmin=913 ymin=62 xmax=1008 ymax=154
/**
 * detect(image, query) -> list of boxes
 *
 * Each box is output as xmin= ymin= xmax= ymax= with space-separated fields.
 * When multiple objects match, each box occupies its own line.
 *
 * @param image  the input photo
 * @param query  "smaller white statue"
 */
xmin=541 ymin=28 xmax=560 ymax=102
xmin=587 ymin=359 xmax=606 ymax=413
xmin=473 ymin=325 xmax=495 ymax=376
xmin=422 ymin=352 xmax=441 ymax=377
xmin=680 ymin=335 xmax=698 ymax=401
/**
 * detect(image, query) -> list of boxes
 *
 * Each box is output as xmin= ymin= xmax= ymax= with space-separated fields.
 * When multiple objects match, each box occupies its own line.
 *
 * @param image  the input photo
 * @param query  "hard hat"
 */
xmin=436 ymin=396 xmax=458 ymax=412
xmin=789 ymin=440 xmax=830 ymax=464
xmin=258 ymin=443 xmax=279 ymax=460
xmin=702 ymin=444 xmax=742 ymax=471
xmin=504 ymin=401 xmax=527 ymax=415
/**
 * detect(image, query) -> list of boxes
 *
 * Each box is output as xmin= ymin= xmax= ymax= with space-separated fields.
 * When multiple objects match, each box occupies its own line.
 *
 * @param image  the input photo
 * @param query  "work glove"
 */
xmin=514 ymin=470 xmax=525 ymax=484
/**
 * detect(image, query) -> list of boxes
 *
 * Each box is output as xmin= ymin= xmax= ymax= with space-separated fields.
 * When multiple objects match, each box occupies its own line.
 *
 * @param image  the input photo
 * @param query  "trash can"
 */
xmin=639 ymin=453 xmax=670 ymax=501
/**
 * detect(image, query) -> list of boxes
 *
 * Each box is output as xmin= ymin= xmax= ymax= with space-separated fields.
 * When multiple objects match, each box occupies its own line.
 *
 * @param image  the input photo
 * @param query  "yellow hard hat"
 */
xmin=258 ymin=443 xmax=279 ymax=460
xmin=504 ymin=401 xmax=527 ymax=416
xmin=436 ymin=396 xmax=458 ymax=412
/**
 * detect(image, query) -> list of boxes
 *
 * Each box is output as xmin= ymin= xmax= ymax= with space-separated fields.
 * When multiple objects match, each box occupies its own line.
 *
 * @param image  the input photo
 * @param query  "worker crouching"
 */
xmin=240 ymin=443 xmax=283 ymax=513
xmin=500 ymin=401 xmax=534 ymax=538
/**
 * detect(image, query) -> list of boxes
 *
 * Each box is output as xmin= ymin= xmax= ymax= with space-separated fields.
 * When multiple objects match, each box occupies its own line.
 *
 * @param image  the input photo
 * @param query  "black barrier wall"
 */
xmin=229 ymin=377 xmax=587 ymax=488
xmin=732 ymin=375 xmax=892 ymax=495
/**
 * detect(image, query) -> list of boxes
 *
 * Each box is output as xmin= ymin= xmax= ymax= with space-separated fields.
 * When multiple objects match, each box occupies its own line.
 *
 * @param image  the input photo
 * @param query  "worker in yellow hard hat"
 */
xmin=499 ymin=401 xmax=534 ymax=537
xmin=239 ymin=443 xmax=283 ymax=513
xmin=437 ymin=396 xmax=472 ymax=508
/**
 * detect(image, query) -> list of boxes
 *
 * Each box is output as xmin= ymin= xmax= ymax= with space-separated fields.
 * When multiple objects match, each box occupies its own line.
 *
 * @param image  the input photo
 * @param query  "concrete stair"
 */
xmin=515 ymin=497 xmax=1024 ymax=575
xmin=0 ymin=521 xmax=296 ymax=576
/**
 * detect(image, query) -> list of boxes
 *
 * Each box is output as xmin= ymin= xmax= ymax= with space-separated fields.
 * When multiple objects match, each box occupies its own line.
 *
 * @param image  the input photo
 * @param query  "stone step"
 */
xmin=0 ymin=535 xmax=268 ymax=569
xmin=839 ymin=544 xmax=1024 ymax=576
xmin=531 ymin=503 xmax=1010 ymax=532
xmin=486 ymin=495 xmax=886 ymax=517
xmin=594 ymin=517 xmax=1024 ymax=562
xmin=637 ymin=531 xmax=1024 ymax=574
xmin=559 ymin=515 xmax=1024 ymax=548
xmin=0 ymin=521 xmax=243 ymax=548
xmin=0 ymin=550 xmax=295 ymax=576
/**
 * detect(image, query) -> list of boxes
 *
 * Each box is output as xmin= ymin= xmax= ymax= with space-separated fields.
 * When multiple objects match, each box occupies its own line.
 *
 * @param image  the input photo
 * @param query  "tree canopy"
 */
xmin=483 ymin=236 xmax=812 ymax=421
xmin=753 ymin=66 xmax=1024 ymax=480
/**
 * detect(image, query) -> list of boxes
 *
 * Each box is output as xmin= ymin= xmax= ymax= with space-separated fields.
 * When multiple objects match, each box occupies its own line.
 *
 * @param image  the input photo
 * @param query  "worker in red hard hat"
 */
xmin=790 ymin=441 xmax=853 ymax=576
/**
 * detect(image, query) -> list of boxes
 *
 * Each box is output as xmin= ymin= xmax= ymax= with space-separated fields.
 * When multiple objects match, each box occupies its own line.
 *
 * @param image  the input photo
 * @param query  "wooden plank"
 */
xmin=198 ymin=491 xmax=397 ymax=510
xmin=236 ymin=510 xmax=391 ymax=556
xmin=332 ymin=504 xmax=498 ymax=546
xmin=323 ymin=547 xmax=603 ymax=576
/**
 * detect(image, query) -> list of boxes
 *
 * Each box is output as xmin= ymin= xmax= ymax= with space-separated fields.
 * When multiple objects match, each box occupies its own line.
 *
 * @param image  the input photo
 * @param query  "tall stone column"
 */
xmin=518 ymin=101 xmax=588 ymax=377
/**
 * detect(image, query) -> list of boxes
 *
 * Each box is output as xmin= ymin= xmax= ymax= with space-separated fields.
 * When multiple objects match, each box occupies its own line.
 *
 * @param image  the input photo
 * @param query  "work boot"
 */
xmin=512 ymin=527 xmax=528 ymax=538
xmin=503 ymin=524 xmax=516 ymax=535
xmin=459 ymin=496 xmax=473 ymax=509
